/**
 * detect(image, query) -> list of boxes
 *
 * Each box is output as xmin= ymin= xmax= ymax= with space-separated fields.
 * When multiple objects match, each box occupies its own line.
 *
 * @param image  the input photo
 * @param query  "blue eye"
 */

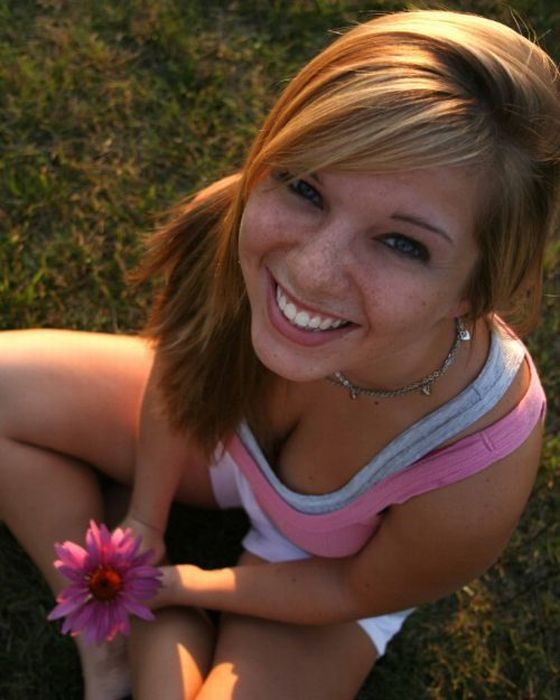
xmin=276 ymin=171 xmax=324 ymax=209
xmin=382 ymin=234 xmax=430 ymax=262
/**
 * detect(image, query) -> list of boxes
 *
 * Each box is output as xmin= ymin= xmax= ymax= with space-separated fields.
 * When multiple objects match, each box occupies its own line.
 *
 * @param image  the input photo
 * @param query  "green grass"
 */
xmin=0 ymin=0 xmax=558 ymax=697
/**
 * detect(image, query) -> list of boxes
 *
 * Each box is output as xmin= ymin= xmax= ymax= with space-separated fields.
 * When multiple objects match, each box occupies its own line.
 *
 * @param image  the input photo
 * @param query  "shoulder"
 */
xmin=399 ymin=416 xmax=542 ymax=539
xmin=352 ymin=326 xmax=545 ymax=592
xmin=377 ymin=340 xmax=544 ymax=573
xmin=345 ymin=416 xmax=543 ymax=611
xmin=347 ymin=416 xmax=542 ymax=606
xmin=439 ymin=319 xmax=543 ymax=447
xmin=400 ymin=322 xmax=545 ymax=548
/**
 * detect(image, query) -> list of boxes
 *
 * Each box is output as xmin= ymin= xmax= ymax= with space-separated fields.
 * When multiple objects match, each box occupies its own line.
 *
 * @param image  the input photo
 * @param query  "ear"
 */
xmin=446 ymin=297 xmax=471 ymax=319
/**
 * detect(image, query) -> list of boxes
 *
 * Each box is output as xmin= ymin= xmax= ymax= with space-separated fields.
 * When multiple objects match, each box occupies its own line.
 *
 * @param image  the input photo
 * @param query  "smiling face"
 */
xmin=238 ymin=166 xmax=482 ymax=387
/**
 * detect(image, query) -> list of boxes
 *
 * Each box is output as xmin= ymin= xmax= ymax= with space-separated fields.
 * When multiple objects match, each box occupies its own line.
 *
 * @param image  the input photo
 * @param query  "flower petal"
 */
xmin=108 ymin=601 xmax=129 ymax=637
xmin=134 ymin=547 xmax=157 ymax=564
xmin=99 ymin=604 xmax=118 ymax=644
xmin=125 ymin=564 xmax=162 ymax=579
xmin=72 ymin=602 xmax=98 ymax=635
xmin=54 ymin=541 xmax=88 ymax=569
xmin=124 ymin=532 xmax=142 ymax=558
xmin=87 ymin=604 xmax=108 ymax=645
xmin=55 ymin=564 xmax=88 ymax=583
xmin=123 ymin=582 xmax=160 ymax=599
xmin=119 ymin=613 xmax=130 ymax=637
xmin=49 ymin=521 xmax=163 ymax=645
xmin=86 ymin=520 xmax=101 ymax=548
xmin=99 ymin=522 xmax=112 ymax=550
xmin=47 ymin=596 xmax=86 ymax=621
xmin=85 ymin=529 xmax=102 ymax=567
xmin=59 ymin=584 xmax=90 ymax=603
xmin=122 ymin=598 xmax=155 ymax=621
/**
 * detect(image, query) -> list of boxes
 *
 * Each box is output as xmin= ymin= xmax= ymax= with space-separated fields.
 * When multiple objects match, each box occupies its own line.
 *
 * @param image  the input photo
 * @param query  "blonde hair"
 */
xmin=137 ymin=10 xmax=560 ymax=453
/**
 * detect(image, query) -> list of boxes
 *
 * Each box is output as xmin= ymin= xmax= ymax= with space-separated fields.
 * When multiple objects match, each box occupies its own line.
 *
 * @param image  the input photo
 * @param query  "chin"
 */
xmin=250 ymin=333 xmax=331 ymax=383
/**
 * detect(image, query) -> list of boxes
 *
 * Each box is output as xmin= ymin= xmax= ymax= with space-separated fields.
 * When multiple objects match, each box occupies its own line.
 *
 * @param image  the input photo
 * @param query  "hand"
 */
xmin=148 ymin=564 xmax=200 ymax=610
xmin=117 ymin=511 xmax=167 ymax=566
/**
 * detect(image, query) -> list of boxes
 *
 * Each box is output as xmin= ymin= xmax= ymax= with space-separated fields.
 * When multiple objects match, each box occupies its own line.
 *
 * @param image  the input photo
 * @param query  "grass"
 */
xmin=0 ymin=0 xmax=558 ymax=697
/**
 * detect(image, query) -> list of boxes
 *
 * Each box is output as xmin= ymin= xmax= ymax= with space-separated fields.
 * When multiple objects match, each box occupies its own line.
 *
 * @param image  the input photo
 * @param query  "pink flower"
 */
xmin=48 ymin=520 xmax=162 ymax=645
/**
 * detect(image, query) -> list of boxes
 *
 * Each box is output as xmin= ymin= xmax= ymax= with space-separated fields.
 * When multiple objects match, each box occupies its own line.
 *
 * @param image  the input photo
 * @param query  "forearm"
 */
xmin=129 ymin=354 xmax=192 ymax=533
xmin=159 ymin=557 xmax=361 ymax=626
xmin=129 ymin=444 xmax=182 ymax=535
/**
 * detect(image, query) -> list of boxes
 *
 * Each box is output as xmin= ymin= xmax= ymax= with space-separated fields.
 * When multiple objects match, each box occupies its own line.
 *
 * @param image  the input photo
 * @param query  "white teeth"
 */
xmin=275 ymin=283 xmax=349 ymax=332
xmin=294 ymin=311 xmax=310 ymax=327
xmin=284 ymin=302 xmax=297 ymax=320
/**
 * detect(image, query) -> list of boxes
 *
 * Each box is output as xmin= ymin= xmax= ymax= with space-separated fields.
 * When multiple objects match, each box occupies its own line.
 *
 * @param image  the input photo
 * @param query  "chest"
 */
xmin=252 ymin=326 xmax=497 ymax=496
xmin=255 ymin=384 xmax=422 ymax=496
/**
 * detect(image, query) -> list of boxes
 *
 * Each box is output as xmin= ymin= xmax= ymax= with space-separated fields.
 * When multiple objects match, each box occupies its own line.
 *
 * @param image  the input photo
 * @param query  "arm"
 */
xmin=121 ymin=352 xmax=205 ymax=562
xmin=122 ymin=180 xmax=239 ymax=554
xmin=153 ymin=422 xmax=542 ymax=624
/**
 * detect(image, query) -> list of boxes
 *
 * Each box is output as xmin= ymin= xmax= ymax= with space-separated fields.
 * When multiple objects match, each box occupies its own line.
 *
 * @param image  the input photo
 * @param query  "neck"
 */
xmin=341 ymin=319 xmax=462 ymax=394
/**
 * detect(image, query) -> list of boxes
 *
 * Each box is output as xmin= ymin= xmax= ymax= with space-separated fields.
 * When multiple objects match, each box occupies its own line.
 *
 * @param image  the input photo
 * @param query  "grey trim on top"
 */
xmin=237 ymin=323 xmax=525 ymax=515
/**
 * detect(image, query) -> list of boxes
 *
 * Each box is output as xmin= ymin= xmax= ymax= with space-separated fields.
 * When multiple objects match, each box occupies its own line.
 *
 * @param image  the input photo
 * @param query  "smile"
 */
xmin=275 ymin=283 xmax=351 ymax=332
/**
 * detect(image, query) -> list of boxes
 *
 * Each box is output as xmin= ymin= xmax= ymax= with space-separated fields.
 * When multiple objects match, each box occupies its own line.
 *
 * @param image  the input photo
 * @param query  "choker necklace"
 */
xmin=327 ymin=318 xmax=471 ymax=400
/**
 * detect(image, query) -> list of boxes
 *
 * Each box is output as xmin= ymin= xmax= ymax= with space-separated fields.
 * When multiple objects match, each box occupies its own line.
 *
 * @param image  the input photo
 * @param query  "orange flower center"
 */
xmin=88 ymin=567 xmax=123 ymax=601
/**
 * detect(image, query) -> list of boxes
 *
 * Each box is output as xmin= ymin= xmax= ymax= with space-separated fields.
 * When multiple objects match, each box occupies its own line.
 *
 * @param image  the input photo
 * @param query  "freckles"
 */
xmin=402 ymin=290 xmax=427 ymax=307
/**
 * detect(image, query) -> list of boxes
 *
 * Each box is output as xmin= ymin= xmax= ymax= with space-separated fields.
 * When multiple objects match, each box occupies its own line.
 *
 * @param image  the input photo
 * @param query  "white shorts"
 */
xmin=209 ymin=449 xmax=414 ymax=657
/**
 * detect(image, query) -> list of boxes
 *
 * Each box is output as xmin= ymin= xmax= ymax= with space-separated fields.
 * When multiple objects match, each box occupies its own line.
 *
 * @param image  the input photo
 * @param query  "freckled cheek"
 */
xmin=239 ymin=208 xmax=292 ymax=268
xmin=238 ymin=210 xmax=264 ymax=268
xmin=361 ymin=283 xmax=439 ymax=327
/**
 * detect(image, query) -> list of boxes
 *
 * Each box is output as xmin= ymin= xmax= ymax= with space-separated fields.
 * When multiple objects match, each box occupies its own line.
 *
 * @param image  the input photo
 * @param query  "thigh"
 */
xmin=198 ymin=555 xmax=377 ymax=700
xmin=0 ymin=329 xmax=152 ymax=482
xmin=0 ymin=329 xmax=219 ymax=507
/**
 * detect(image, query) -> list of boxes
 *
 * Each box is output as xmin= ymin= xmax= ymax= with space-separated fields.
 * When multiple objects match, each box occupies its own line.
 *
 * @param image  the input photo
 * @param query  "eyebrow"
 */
xmin=391 ymin=213 xmax=453 ymax=244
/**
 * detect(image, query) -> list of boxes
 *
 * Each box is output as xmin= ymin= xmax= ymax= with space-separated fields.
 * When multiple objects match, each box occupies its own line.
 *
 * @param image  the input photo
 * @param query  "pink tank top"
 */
xmin=223 ymin=325 xmax=546 ymax=557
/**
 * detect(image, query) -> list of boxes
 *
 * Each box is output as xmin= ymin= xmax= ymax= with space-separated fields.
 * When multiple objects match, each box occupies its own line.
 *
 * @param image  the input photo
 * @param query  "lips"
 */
xmin=265 ymin=271 xmax=356 ymax=347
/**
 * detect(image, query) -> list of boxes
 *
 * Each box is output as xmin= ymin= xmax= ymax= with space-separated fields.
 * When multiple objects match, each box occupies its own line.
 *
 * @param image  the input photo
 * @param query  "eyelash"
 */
xmin=274 ymin=171 xmax=430 ymax=263
xmin=380 ymin=234 xmax=430 ymax=263
xmin=276 ymin=171 xmax=324 ymax=209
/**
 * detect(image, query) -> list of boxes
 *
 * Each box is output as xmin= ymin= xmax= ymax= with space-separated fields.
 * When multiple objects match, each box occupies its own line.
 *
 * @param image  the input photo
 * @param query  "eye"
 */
xmin=275 ymin=171 xmax=324 ymax=210
xmin=381 ymin=234 xmax=430 ymax=263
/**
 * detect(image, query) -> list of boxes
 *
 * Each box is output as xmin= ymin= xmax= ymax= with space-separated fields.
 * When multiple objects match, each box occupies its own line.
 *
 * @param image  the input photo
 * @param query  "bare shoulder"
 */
xmin=346 ymin=420 xmax=543 ymax=612
xmin=417 ymin=337 xmax=544 ymax=537
xmin=377 ymin=415 xmax=542 ymax=582
xmin=396 ymin=416 xmax=542 ymax=543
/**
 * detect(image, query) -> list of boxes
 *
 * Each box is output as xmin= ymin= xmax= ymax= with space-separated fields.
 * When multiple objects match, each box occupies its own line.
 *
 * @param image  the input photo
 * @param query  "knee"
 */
xmin=150 ymin=606 xmax=217 ymax=655
xmin=130 ymin=607 xmax=217 ymax=700
xmin=0 ymin=330 xmax=44 ymax=435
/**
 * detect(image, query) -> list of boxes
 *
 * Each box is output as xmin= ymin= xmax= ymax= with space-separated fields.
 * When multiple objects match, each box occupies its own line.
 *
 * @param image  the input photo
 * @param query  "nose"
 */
xmin=286 ymin=221 xmax=354 ymax=297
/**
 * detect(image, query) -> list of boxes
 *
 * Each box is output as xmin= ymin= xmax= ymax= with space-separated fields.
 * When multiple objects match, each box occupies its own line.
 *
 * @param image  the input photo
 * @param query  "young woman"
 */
xmin=1 ymin=9 xmax=559 ymax=700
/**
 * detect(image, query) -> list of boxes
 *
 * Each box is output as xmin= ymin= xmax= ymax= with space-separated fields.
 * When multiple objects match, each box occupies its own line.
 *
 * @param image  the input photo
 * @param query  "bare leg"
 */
xmin=130 ymin=608 xmax=216 ymax=700
xmin=0 ymin=330 xmax=151 ymax=699
xmin=0 ymin=330 xmax=220 ymax=698
xmin=197 ymin=553 xmax=378 ymax=700
xmin=0 ymin=436 xmax=133 ymax=699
